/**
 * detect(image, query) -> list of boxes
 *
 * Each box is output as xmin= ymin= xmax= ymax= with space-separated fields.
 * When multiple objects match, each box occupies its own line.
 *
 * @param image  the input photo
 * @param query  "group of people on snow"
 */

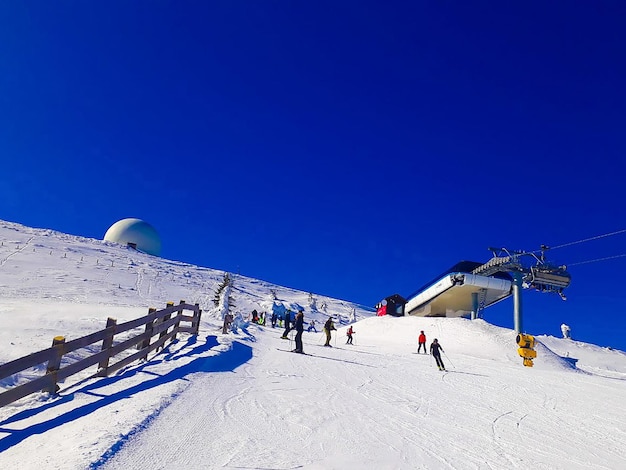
xmin=282 ymin=309 xmax=315 ymax=353
xmin=250 ymin=310 xmax=266 ymax=326
xmin=277 ymin=311 xmax=342 ymax=352
xmin=227 ymin=308 xmax=447 ymax=371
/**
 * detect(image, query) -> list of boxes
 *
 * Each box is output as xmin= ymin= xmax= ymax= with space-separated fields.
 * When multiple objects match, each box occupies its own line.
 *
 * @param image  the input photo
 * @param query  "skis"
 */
xmin=277 ymin=348 xmax=311 ymax=356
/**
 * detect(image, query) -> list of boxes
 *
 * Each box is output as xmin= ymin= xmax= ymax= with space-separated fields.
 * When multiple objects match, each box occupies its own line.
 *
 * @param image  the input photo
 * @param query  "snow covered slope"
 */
xmin=1 ymin=220 xmax=625 ymax=470
xmin=0 ymin=219 xmax=371 ymax=363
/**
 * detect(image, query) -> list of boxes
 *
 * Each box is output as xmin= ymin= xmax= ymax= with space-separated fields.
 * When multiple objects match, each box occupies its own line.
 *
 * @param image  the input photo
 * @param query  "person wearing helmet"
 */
xmin=418 ymin=330 xmax=427 ymax=354
xmin=429 ymin=338 xmax=446 ymax=371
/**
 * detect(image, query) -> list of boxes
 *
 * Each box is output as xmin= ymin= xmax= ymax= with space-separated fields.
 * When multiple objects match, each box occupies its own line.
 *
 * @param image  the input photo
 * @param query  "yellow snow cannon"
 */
xmin=516 ymin=333 xmax=537 ymax=367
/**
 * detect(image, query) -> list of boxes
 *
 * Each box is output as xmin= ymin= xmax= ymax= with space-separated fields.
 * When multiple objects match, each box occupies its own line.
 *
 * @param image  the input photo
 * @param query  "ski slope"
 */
xmin=89 ymin=316 xmax=626 ymax=470
xmin=1 ymin=220 xmax=626 ymax=469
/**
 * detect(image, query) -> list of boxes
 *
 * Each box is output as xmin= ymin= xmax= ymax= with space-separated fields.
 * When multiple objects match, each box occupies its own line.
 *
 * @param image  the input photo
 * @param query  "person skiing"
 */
xmin=323 ymin=317 xmax=336 ymax=346
xmin=307 ymin=319 xmax=317 ymax=332
xmin=293 ymin=310 xmax=305 ymax=353
xmin=418 ymin=330 xmax=427 ymax=354
xmin=270 ymin=311 xmax=277 ymax=328
xmin=430 ymin=338 xmax=446 ymax=371
xmin=346 ymin=325 xmax=355 ymax=344
xmin=281 ymin=310 xmax=292 ymax=339
xmin=561 ymin=323 xmax=571 ymax=339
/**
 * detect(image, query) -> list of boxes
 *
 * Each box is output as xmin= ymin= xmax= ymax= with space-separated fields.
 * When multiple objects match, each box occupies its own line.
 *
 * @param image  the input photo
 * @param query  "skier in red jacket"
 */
xmin=417 ymin=330 xmax=427 ymax=354
xmin=346 ymin=325 xmax=355 ymax=344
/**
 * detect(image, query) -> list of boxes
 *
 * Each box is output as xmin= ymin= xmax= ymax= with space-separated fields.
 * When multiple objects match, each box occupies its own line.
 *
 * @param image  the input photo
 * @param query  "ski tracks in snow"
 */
xmin=91 ymin=328 xmax=626 ymax=470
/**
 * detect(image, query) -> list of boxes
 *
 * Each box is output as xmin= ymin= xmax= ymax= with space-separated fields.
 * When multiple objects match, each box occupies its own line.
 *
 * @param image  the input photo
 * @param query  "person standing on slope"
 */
xmin=346 ymin=325 xmax=355 ymax=344
xmin=293 ymin=310 xmax=305 ymax=353
xmin=417 ymin=330 xmax=427 ymax=354
xmin=430 ymin=338 xmax=446 ymax=371
xmin=323 ymin=317 xmax=336 ymax=346
xmin=281 ymin=310 xmax=292 ymax=339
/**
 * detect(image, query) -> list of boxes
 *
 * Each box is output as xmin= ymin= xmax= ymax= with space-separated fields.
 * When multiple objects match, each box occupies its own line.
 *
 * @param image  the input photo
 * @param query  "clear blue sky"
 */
xmin=2 ymin=2 xmax=626 ymax=350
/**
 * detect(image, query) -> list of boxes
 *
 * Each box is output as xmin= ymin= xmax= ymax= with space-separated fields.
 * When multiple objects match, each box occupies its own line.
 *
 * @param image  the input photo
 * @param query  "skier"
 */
xmin=561 ymin=323 xmax=571 ymax=339
xmin=323 ymin=317 xmax=336 ymax=346
xmin=307 ymin=319 xmax=317 ymax=332
xmin=346 ymin=325 xmax=355 ymax=344
xmin=430 ymin=338 xmax=446 ymax=371
xmin=271 ymin=311 xmax=277 ymax=328
xmin=417 ymin=330 xmax=427 ymax=354
xmin=281 ymin=310 xmax=292 ymax=339
xmin=293 ymin=311 xmax=305 ymax=353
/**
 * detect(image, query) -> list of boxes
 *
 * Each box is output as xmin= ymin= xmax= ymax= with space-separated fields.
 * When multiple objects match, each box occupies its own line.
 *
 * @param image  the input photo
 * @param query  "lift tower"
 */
xmin=471 ymin=245 xmax=571 ymax=333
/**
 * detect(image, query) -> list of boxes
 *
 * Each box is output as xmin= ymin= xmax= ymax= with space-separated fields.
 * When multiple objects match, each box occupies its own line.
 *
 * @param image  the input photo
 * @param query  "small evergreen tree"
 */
xmin=213 ymin=273 xmax=232 ymax=306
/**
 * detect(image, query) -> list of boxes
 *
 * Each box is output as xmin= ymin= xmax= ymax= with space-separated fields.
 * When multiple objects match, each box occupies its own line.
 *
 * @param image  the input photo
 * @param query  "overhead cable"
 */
xmin=567 ymin=253 xmax=626 ymax=267
xmin=550 ymin=228 xmax=626 ymax=250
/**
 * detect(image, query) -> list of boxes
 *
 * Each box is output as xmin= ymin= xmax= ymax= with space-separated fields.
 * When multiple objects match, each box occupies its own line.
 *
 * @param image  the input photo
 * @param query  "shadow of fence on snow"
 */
xmin=0 ymin=334 xmax=252 ymax=452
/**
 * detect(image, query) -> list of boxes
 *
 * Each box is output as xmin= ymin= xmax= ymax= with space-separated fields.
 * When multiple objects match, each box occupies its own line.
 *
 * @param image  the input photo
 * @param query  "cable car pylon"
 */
xmin=471 ymin=245 xmax=572 ymax=334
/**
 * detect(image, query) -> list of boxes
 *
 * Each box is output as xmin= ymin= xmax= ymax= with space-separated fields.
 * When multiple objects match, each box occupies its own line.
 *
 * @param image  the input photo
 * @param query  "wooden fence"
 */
xmin=0 ymin=301 xmax=202 ymax=407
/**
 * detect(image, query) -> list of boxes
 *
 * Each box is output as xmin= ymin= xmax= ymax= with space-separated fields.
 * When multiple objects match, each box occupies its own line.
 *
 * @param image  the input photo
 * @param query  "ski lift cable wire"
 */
xmin=567 ymin=253 xmax=626 ymax=267
xmin=516 ymin=229 xmax=626 ymax=267
xmin=549 ymin=228 xmax=626 ymax=251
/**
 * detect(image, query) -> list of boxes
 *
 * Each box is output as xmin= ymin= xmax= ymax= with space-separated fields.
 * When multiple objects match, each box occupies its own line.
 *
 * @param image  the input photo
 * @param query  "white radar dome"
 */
xmin=103 ymin=218 xmax=162 ymax=256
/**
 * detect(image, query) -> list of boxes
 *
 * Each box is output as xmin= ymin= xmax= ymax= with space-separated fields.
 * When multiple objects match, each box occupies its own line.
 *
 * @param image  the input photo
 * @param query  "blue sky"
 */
xmin=2 ymin=2 xmax=625 ymax=350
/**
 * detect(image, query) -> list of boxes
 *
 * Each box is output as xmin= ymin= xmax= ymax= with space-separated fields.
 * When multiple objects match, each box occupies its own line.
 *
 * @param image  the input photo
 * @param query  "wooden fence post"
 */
xmin=171 ymin=300 xmax=185 ymax=342
xmin=98 ymin=317 xmax=117 ymax=377
xmin=192 ymin=303 xmax=202 ymax=335
xmin=157 ymin=302 xmax=174 ymax=352
xmin=141 ymin=307 xmax=157 ymax=360
xmin=46 ymin=336 xmax=65 ymax=394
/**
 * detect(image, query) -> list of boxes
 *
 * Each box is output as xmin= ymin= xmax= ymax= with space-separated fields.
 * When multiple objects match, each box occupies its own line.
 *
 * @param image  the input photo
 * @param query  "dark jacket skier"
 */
xmin=323 ymin=317 xmax=336 ymax=346
xmin=430 ymin=338 xmax=445 ymax=371
xmin=293 ymin=311 xmax=304 ymax=353
xmin=281 ymin=310 xmax=292 ymax=339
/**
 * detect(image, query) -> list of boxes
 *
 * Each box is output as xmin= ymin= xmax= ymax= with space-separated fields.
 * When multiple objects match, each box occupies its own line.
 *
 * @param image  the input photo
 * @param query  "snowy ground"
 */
xmin=1 ymin=220 xmax=626 ymax=469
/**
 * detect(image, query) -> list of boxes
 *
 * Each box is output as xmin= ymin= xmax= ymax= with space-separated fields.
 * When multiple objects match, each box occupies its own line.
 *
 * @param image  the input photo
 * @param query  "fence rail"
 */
xmin=0 ymin=300 xmax=202 ymax=407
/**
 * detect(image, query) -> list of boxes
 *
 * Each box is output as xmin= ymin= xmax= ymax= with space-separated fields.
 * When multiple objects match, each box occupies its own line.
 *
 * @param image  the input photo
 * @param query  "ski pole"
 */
xmin=442 ymin=351 xmax=455 ymax=369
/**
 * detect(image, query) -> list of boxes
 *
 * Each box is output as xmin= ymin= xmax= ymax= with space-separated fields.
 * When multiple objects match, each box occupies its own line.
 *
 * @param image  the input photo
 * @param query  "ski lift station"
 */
xmin=377 ymin=247 xmax=572 ymax=334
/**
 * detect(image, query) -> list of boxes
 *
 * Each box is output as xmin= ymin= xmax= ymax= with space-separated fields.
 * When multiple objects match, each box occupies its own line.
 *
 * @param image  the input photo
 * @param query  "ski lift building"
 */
xmin=376 ymin=294 xmax=407 ymax=317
